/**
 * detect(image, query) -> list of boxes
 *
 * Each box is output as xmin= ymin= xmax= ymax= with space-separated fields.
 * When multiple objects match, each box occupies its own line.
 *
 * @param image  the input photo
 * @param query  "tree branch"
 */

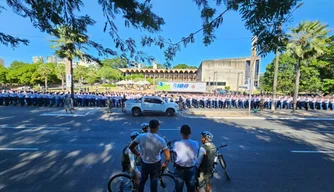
xmin=0 ymin=32 xmax=29 ymax=48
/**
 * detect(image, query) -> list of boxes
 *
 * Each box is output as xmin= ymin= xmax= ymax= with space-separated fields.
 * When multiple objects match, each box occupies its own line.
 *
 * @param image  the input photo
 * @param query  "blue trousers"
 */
xmin=55 ymin=99 xmax=60 ymax=107
xmin=266 ymin=102 xmax=271 ymax=109
xmin=235 ymin=101 xmax=239 ymax=108
xmin=318 ymin=102 xmax=323 ymax=110
xmin=174 ymin=166 xmax=196 ymax=192
xmin=312 ymin=102 xmax=316 ymax=110
xmin=139 ymin=161 xmax=161 ymax=192
xmin=325 ymin=103 xmax=329 ymax=110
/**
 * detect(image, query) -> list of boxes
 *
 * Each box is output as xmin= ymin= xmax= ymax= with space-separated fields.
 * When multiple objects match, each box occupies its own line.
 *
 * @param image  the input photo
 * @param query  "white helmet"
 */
xmin=141 ymin=123 xmax=149 ymax=129
xmin=201 ymin=131 xmax=214 ymax=141
xmin=130 ymin=131 xmax=140 ymax=138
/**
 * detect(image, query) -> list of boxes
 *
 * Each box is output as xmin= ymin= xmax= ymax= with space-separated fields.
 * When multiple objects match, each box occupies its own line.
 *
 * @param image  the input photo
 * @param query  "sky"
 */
xmin=0 ymin=0 xmax=333 ymax=73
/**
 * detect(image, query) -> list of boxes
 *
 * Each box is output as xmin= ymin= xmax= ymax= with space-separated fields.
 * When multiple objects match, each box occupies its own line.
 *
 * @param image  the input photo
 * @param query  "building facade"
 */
xmin=118 ymin=68 xmax=198 ymax=82
xmin=78 ymin=58 xmax=98 ymax=67
xmin=118 ymin=57 xmax=260 ymax=92
xmin=32 ymin=56 xmax=44 ymax=63
xmin=0 ymin=58 xmax=4 ymax=66
xmin=47 ymin=56 xmax=57 ymax=63
xmin=197 ymin=57 xmax=260 ymax=91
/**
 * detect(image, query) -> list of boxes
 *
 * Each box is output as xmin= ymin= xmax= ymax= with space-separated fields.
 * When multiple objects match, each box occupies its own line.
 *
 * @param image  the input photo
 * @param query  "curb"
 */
xmin=178 ymin=112 xmax=334 ymax=120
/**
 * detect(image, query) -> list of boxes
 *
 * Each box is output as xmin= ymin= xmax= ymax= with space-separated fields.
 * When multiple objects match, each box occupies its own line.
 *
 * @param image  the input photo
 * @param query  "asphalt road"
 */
xmin=0 ymin=106 xmax=333 ymax=192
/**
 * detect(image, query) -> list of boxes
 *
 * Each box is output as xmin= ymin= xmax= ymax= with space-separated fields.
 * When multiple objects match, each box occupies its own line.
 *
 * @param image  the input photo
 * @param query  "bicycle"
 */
xmin=107 ymin=167 xmax=176 ymax=192
xmin=212 ymin=144 xmax=231 ymax=180
xmin=160 ymin=139 xmax=177 ymax=174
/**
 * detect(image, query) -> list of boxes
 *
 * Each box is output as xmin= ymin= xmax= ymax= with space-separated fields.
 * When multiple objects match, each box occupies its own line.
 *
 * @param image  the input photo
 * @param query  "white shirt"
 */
xmin=173 ymin=139 xmax=199 ymax=167
xmin=134 ymin=132 xmax=167 ymax=164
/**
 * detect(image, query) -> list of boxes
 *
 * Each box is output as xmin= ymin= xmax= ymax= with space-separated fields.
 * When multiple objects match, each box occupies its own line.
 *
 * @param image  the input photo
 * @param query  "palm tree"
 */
xmin=55 ymin=63 xmax=66 ymax=91
xmin=286 ymin=21 xmax=329 ymax=113
xmin=50 ymin=26 xmax=88 ymax=100
xmin=37 ymin=63 xmax=53 ymax=91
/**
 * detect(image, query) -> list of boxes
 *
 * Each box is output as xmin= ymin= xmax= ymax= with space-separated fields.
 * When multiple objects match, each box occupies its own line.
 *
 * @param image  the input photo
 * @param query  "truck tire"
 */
xmin=166 ymin=108 xmax=175 ymax=117
xmin=132 ymin=108 xmax=141 ymax=117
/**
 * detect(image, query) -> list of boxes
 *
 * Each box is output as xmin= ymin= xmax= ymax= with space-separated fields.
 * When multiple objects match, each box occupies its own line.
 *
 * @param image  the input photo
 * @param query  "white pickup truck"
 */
xmin=124 ymin=96 xmax=179 ymax=117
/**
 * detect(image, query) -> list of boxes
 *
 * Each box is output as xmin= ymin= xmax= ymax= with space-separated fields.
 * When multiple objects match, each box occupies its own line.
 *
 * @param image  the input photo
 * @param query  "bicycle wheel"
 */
xmin=107 ymin=174 xmax=134 ymax=192
xmin=158 ymin=174 xmax=176 ymax=192
xmin=218 ymin=155 xmax=231 ymax=180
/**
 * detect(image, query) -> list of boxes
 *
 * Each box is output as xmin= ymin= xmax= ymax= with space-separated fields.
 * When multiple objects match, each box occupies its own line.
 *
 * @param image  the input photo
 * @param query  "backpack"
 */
xmin=121 ymin=143 xmax=142 ymax=172
xmin=121 ymin=143 xmax=131 ymax=172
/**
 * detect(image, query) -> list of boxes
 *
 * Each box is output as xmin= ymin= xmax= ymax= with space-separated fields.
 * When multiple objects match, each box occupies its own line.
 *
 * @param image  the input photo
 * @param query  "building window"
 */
xmin=207 ymin=82 xmax=226 ymax=86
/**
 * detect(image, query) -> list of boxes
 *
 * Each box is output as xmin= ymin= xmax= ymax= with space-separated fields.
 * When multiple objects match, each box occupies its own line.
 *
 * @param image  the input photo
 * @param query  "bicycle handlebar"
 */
xmin=166 ymin=140 xmax=177 ymax=147
xmin=217 ymin=144 xmax=228 ymax=150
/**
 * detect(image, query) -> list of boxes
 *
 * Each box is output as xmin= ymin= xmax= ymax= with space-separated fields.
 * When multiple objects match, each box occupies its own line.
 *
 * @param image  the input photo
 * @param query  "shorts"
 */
xmin=197 ymin=171 xmax=212 ymax=189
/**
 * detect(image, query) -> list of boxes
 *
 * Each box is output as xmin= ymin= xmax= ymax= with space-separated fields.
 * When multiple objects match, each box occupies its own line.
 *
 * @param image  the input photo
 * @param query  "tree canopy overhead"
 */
xmin=1 ymin=0 xmax=302 ymax=65
xmin=101 ymin=57 xmax=128 ymax=69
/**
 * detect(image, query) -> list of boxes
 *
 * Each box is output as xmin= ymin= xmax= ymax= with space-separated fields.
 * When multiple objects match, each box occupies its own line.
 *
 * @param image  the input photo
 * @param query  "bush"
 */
xmin=33 ymin=85 xmax=42 ymax=91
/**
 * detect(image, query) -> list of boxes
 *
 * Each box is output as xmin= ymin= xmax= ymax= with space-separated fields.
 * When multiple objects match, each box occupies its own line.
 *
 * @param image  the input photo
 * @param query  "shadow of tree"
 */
xmin=0 ymin=106 xmax=333 ymax=192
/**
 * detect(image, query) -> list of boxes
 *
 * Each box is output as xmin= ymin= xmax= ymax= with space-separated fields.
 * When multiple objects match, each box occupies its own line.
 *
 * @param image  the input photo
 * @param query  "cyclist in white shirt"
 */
xmin=173 ymin=125 xmax=199 ymax=192
xmin=129 ymin=120 xmax=170 ymax=192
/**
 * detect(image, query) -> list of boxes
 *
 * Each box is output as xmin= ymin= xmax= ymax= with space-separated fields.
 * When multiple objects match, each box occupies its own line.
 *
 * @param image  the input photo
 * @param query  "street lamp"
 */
xmin=237 ymin=72 xmax=243 ymax=93
xmin=214 ymin=71 xmax=218 ymax=93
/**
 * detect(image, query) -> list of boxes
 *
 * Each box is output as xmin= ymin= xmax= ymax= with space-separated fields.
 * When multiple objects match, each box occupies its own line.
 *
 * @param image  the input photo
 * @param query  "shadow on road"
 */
xmin=0 ymin=106 xmax=333 ymax=192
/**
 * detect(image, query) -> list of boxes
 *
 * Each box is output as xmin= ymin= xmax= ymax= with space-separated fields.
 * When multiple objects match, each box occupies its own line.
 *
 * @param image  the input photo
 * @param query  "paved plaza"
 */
xmin=0 ymin=106 xmax=333 ymax=192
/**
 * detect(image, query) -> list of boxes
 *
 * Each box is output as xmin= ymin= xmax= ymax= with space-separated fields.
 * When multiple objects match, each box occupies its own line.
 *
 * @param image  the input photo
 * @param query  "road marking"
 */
xmin=0 ymin=148 xmax=39 ymax=151
xmin=130 ymin=129 xmax=180 ymax=131
xmin=0 ymin=126 xmax=70 ymax=130
xmin=40 ymin=113 xmax=86 ymax=117
xmin=40 ymin=108 xmax=99 ymax=117
xmin=291 ymin=150 xmax=334 ymax=154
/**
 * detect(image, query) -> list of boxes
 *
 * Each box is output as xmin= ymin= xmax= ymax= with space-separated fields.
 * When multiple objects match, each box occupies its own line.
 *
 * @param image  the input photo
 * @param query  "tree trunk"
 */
xmin=79 ymin=76 xmax=82 ymax=91
xmin=69 ymin=58 xmax=74 ymax=101
xmin=292 ymin=59 xmax=301 ymax=113
xmin=45 ymin=77 xmax=48 ymax=91
xmin=271 ymin=48 xmax=280 ymax=112
xmin=61 ymin=76 xmax=65 ymax=91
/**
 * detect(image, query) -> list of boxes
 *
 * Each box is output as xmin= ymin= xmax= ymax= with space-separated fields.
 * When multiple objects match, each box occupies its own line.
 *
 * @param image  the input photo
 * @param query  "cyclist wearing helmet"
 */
xmin=121 ymin=131 xmax=141 ymax=189
xmin=196 ymin=131 xmax=216 ymax=192
xmin=140 ymin=123 xmax=149 ymax=133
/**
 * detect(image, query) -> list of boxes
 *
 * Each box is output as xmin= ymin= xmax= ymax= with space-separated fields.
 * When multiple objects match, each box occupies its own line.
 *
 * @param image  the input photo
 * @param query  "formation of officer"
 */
xmin=0 ymin=90 xmax=128 ymax=108
xmin=1 ymin=90 xmax=333 ymax=111
xmin=175 ymin=94 xmax=334 ymax=111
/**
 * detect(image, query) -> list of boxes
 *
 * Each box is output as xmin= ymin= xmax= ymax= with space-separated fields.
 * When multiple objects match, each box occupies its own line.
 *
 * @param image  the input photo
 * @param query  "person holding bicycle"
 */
xmin=129 ymin=119 xmax=170 ymax=192
xmin=140 ymin=122 xmax=149 ymax=133
xmin=173 ymin=125 xmax=199 ymax=192
xmin=196 ymin=131 xmax=217 ymax=192
xmin=121 ymin=131 xmax=142 ymax=189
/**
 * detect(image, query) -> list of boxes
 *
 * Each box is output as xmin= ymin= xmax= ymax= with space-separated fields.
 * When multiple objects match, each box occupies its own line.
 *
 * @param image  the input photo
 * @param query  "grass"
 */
xmin=101 ymin=84 xmax=116 ymax=88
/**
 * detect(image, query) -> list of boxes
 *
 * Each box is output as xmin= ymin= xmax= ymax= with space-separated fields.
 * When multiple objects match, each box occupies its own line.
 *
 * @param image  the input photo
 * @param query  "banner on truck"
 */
xmin=157 ymin=82 xmax=206 ymax=92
